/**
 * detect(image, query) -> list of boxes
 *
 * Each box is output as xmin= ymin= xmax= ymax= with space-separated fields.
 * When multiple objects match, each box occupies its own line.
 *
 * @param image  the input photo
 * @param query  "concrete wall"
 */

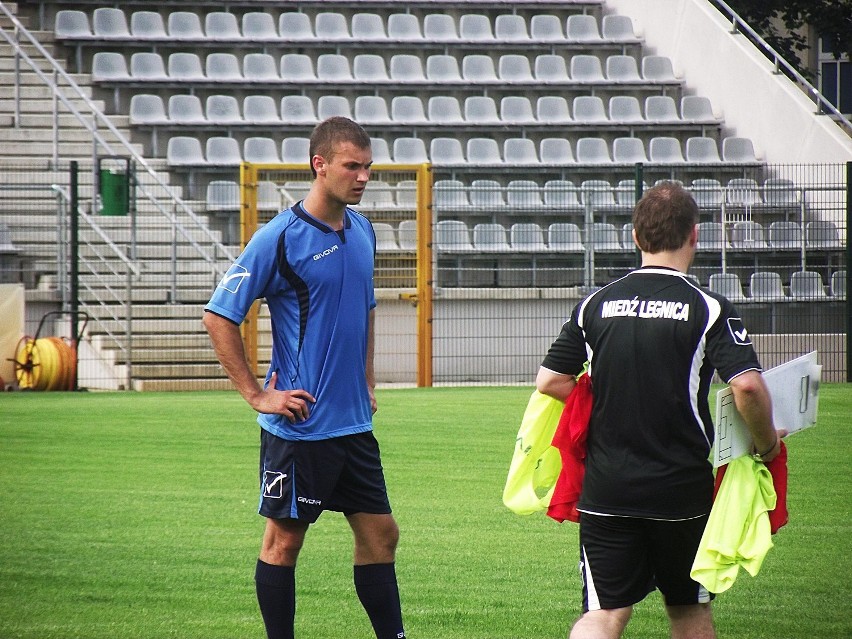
xmin=604 ymin=0 xmax=852 ymax=164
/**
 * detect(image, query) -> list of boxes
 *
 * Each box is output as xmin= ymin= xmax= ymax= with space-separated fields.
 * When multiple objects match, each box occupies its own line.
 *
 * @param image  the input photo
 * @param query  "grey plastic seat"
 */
xmin=427 ymin=96 xmax=464 ymax=124
xmin=316 ymin=95 xmax=351 ymax=120
xmin=587 ymin=222 xmax=623 ymax=252
xmin=645 ymin=95 xmax=680 ymax=122
xmin=206 ymin=180 xmax=240 ymax=212
xmin=608 ymin=95 xmax=644 ymax=123
xmin=434 ymin=180 xmax=470 ymax=208
xmin=243 ymin=54 xmax=280 ymax=81
xmin=168 ymin=94 xmax=206 ymax=124
xmin=372 ymin=223 xmax=400 ymax=252
xmin=602 ymin=15 xmax=637 ymax=40
xmin=166 ymin=136 xmax=205 ymax=165
xmin=279 ymin=12 xmax=313 ymax=37
xmin=790 ymin=271 xmax=828 ymax=300
xmin=55 ymin=10 xmax=91 ymax=38
xmin=830 ymin=271 xmax=846 ymax=299
xmin=360 ymin=182 xmax=395 ymax=209
xmin=500 ymin=96 xmax=536 ymax=123
xmin=581 ymin=180 xmax=618 ymax=209
xmin=243 ymin=95 xmax=280 ymax=124
xmin=459 ymin=14 xmax=494 ymax=41
xmin=621 ymin=222 xmax=635 ymax=249
xmin=499 ymin=55 xmax=534 ymax=82
xmin=681 ymin=96 xmax=718 ymax=122
xmin=168 ymin=52 xmax=205 ymax=81
xmin=168 ymin=12 xmax=205 ymax=40
xmin=762 ymin=178 xmax=800 ymax=206
xmin=726 ymin=178 xmax=762 ymax=206
xmin=393 ymin=138 xmax=429 ymax=164
xmin=464 ymin=96 xmax=500 ymax=123
xmin=722 ymin=137 xmax=758 ymax=162
xmin=612 ymin=137 xmax=648 ymax=163
xmin=430 ymin=138 xmax=466 ymax=165
xmin=280 ymin=95 xmax=317 ymax=124
xmin=281 ymin=137 xmax=310 ymax=164
xmin=206 ymin=95 xmax=242 ymax=124
xmin=388 ymin=14 xmax=422 ymax=40
xmin=206 ymin=53 xmax=242 ymax=81
xmin=534 ymin=54 xmax=570 ymax=82
xmin=282 ymin=181 xmax=312 ymax=202
xmin=129 ymin=94 xmax=167 ymax=124
xmin=750 ymin=272 xmax=788 ymax=301
xmin=540 ymin=139 xmax=574 ymax=164
xmin=572 ymin=96 xmax=608 ymax=122
xmin=530 ymin=15 xmax=565 ymax=41
xmin=92 ymin=52 xmax=129 ymax=81
xmin=805 ymin=221 xmax=841 ymax=248
xmin=130 ymin=11 xmax=166 ymax=39
xmin=462 ymin=55 xmax=498 ymax=82
xmin=351 ymin=13 xmax=387 ymax=40
xmin=768 ymin=221 xmax=803 ymax=249
xmin=316 ymin=54 xmax=353 ymax=81
xmin=548 ymin=223 xmax=584 ymax=251
xmin=606 ymin=55 xmax=641 ymax=81
xmin=689 ymin=178 xmax=724 ymax=208
xmin=473 ymin=223 xmax=511 ymax=252
xmin=314 ymin=12 xmax=350 ymax=40
xmin=503 ymin=138 xmax=539 ymax=164
xmin=510 ymin=223 xmax=547 ymax=251
xmin=130 ymin=52 xmax=167 ymax=80
xmin=206 ymin=137 xmax=242 ymax=165
xmin=696 ymin=222 xmax=727 ymax=251
xmin=566 ymin=15 xmax=602 ymax=41
xmin=730 ymin=221 xmax=768 ymax=250
xmin=242 ymin=12 xmax=278 ymax=41
xmin=649 ymin=137 xmax=685 ymax=163
xmin=396 ymin=182 xmax=417 ymax=208
xmin=466 ymin=138 xmax=502 ymax=165
xmin=426 ymin=55 xmax=462 ymax=81
xmin=469 ymin=180 xmax=505 ymax=207
xmin=495 ymin=15 xmax=530 ymax=41
xmin=391 ymin=96 xmax=427 ymax=123
xmin=576 ymin=137 xmax=612 ymax=163
xmin=685 ymin=137 xmax=721 ymax=163
xmin=642 ymin=55 xmax=678 ymax=81
xmin=354 ymin=96 xmax=391 ymax=124
xmin=205 ymin=12 xmax=241 ymax=40
xmin=371 ymin=138 xmax=392 ymax=164
xmin=543 ymin=180 xmax=580 ymax=208
xmin=398 ymin=219 xmax=417 ymax=250
xmin=615 ymin=180 xmax=646 ymax=206
xmin=709 ymin=273 xmax=748 ymax=302
xmin=536 ymin=96 xmax=572 ymax=123
xmin=389 ymin=54 xmax=426 ymax=81
xmin=280 ymin=54 xmax=316 ymax=81
xmin=570 ymin=55 xmax=604 ymax=82
xmin=93 ymin=7 xmax=130 ymax=38
xmin=244 ymin=137 xmax=280 ymax=163
xmin=258 ymin=181 xmax=283 ymax=212
xmin=423 ymin=14 xmax=459 ymax=40
xmin=435 ymin=220 xmax=474 ymax=251
xmin=353 ymin=54 xmax=389 ymax=81
xmin=507 ymin=182 xmax=544 ymax=208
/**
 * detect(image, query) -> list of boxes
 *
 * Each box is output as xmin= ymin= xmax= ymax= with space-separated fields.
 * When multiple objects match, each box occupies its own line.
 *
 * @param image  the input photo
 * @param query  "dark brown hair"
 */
xmin=308 ymin=116 xmax=371 ymax=177
xmin=632 ymin=181 xmax=700 ymax=253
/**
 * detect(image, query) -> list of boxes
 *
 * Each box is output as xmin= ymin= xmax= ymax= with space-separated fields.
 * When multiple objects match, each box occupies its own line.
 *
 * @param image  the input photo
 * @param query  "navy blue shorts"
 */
xmin=258 ymin=429 xmax=392 ymax=523
xmin=577 ymin=512 xmax=714 ymax=611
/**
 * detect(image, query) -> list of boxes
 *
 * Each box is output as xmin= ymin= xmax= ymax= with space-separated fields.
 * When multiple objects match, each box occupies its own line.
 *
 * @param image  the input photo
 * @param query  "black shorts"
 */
xmin=577 ymin=512 xmax=714 ymax=611
xmin=258 ymin=429 xmax=392 ymax=523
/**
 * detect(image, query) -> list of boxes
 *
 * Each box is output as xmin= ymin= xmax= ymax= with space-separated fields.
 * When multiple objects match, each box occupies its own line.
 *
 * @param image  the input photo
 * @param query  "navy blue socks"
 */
xmin=255 ymin=559 xmax=296 ymax=639
xmin=354 ymin=562 xmax=406 ymax=639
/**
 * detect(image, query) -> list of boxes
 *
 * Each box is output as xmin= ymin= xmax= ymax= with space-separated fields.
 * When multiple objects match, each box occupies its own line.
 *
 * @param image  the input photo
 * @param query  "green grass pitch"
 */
xmin=1 ymin=385 xmax=850 ymax=638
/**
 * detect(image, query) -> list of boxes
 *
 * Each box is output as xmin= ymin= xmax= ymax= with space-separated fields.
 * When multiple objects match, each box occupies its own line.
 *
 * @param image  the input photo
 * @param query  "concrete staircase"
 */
xmin=0 ymin=3 xmax=239 ymax=391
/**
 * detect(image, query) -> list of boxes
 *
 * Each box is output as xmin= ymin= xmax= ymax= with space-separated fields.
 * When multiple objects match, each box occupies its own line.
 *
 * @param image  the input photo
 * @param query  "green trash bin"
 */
xmin=99 ymin=169 xmax=129 ymax=216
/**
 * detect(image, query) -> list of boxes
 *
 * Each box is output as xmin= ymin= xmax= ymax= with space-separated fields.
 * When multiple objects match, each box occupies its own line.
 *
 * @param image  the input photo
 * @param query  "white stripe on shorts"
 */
xmin=582 ymin=545 xmax=602 ymax=611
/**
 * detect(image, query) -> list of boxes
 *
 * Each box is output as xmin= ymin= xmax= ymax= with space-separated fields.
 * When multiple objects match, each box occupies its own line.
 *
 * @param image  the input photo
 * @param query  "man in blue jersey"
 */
xmin=536 ymin=182 xmax=784 ymax=639
xmin=203 ymin=117 xmax=405 ymax=639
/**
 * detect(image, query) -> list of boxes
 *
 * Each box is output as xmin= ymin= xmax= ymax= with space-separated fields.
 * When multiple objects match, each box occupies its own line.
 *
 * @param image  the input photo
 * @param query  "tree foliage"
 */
xmin=718 ymin=0 xmax=852 ymax=73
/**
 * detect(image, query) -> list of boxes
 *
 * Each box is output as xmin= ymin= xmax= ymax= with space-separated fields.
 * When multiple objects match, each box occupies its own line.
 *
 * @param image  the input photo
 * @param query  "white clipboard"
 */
xmin=712 ymin=351 xmax=821 ymax=467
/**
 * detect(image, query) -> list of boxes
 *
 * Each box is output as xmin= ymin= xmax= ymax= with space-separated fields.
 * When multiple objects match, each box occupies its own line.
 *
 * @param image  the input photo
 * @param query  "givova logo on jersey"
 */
xmin=727 ymin=317 xmax=752 ymax=345
xmin=217 ymin=263 xmax=251 ymax=294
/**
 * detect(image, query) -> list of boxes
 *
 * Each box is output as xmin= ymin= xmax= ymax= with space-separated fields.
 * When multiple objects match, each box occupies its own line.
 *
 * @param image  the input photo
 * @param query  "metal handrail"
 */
xmin=0 ymin=3 xmax=236 ymax=266
xmin=712 ymin=0 xmax=852 ymax=136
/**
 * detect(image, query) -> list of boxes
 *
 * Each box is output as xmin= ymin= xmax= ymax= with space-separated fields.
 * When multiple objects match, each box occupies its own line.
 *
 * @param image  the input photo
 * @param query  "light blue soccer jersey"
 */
xmin=205 ymin=202 xmax=377 ymax=441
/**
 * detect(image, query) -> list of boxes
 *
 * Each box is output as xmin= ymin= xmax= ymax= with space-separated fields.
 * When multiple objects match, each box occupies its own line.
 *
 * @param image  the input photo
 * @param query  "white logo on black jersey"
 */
xmin=727 ymin=318 xmax=751 ymax=345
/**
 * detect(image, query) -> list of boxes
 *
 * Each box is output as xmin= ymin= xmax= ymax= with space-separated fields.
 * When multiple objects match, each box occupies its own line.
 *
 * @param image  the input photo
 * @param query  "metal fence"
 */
xmin=0 ymin=160 xmax=848 ymax=391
